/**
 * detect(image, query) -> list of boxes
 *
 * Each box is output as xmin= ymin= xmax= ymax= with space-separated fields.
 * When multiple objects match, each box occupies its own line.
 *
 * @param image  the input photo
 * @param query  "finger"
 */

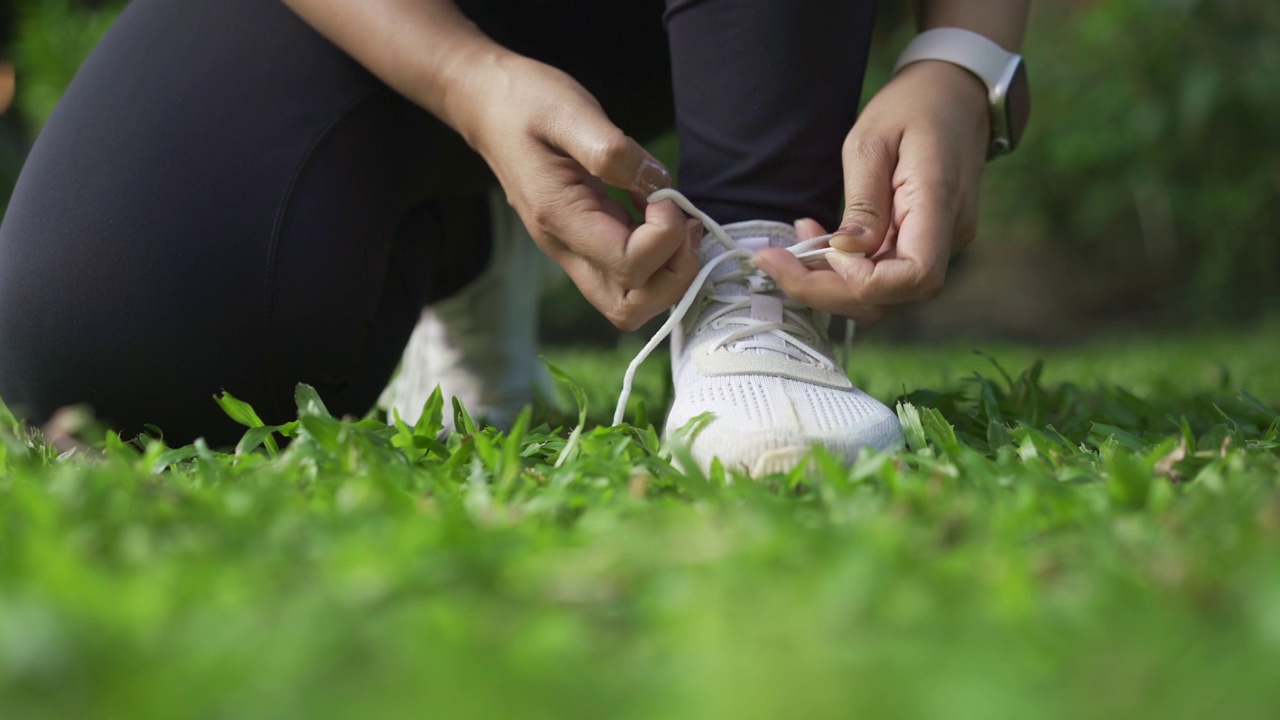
xmin=875 ymin=140 xmax=955 ymax=301
xmin=793 ymin=217 xmax=828 ymax=241
xmin=608 ymin=199 xmax=689 ymax=289
xmin=792 ymin=218 xmax=837 ymax=271
xmin=629 ymin=190 xmax=650 ymax=217
xmin=554 ymin=252 xmax=644 ymax=331
xmin=754 ymin=248 xmax=866 ymax=313
xmin=541 ymin=185 xmax=635 ymax=266
xmin=756 ymin=244 xmax=938 ymax=311
xmin=754 ymin=248 xmax=899 ymax=319
xmin=546 ymin=106 xmax=671 ymax=195
xmin=559 ymin=226 xmax=699 ymax=332
xmin=791 ymin=136 xmax=958 ymax=306
xmin=558 ymin=194 xmax=684 ymax=290
xmin=830 ymin=254 xmax=945 ymax=304
xmin=833 ymin=131 xmax=898 ymax=255
xmin=623 ymin=222 xmax=701 ymax=312
xmin=686 ymin=218 xmax=705 ymax=256
xmin=584 ymin=174 xmax=639 ymax=227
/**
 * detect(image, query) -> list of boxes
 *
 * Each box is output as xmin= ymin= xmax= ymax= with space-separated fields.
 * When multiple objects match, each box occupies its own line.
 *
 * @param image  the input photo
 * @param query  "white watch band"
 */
xmin=893 ymin=28 xmax=1015 ymax=98
xmin=895 ymin=27 xmax=1028 ymax=159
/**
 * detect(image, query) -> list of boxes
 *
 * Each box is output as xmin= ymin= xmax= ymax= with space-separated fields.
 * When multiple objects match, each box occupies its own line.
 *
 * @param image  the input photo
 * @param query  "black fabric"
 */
xmin=665 ymin=0 xmax=878 ymax=226
xmin=0 ymin=0 xmax=875 ymax=445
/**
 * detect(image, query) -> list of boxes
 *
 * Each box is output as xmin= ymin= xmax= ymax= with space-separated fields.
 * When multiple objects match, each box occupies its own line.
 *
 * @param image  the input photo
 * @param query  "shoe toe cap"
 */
xmin=670 ymin=394 xmax=904 ymax=476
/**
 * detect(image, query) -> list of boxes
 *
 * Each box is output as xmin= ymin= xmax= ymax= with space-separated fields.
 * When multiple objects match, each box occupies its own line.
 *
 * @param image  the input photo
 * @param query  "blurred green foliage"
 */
xmin=1 ymin=0 xmax=1278 ymax=325
xmin=0 ymin=1 xmax=125 ymax=215
xmin=9 ymin=0 xmax=124 ymax=131
xmin=3 ymin=317 xmax=1280 ymax=719
xmin=982 ymin=0 xmax=1280 ymax=320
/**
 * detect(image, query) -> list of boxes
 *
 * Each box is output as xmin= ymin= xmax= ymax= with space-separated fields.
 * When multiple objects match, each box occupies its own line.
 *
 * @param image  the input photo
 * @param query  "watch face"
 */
xmin=1006 ymin=61 xmax=1030 ymax=150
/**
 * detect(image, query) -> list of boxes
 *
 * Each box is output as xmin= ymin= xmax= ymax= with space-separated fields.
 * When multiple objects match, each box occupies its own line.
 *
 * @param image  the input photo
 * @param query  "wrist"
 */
xmin=431 ymin=41 xmax=518 ymax=143
xmin=894 ymin=25 xmax=1030 ymax=158
xmin=894 ymin=61 xmax=990 ymax=155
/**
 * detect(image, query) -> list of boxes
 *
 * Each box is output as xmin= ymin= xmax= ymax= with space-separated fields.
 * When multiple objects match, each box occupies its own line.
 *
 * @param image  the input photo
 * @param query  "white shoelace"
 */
xmin=612 ymin=189 xmax=850 ymax=425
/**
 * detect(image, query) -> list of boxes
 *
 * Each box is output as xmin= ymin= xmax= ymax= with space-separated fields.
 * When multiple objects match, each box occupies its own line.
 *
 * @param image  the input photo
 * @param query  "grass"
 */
xmin=2 ymin=322 xmax=1280 ymax=719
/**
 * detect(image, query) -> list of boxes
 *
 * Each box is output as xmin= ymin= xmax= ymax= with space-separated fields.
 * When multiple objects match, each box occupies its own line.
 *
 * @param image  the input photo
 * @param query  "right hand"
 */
xmin=452 ymin=54 xmax=702 ymax=331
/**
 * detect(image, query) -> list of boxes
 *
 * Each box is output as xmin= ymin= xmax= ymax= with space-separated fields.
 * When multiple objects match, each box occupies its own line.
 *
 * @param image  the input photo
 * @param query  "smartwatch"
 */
xmin=894 ymin=28 xmax=1030 ymax=160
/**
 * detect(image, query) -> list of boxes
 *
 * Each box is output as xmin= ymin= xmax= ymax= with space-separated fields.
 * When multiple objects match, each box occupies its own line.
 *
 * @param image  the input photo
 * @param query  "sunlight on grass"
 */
xmin=2 ymin=322 xmax=1279 ymax=719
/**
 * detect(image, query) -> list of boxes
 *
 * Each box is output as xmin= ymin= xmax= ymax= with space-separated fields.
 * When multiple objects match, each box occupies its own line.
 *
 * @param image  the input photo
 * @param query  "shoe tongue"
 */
xmin=694 ymin=221 xmax=806 ymax=355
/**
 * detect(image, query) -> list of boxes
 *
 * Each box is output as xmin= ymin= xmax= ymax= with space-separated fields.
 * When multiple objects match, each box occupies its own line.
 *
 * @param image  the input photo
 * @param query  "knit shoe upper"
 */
xmin=661 ymin=218 xmax=903 ymax=476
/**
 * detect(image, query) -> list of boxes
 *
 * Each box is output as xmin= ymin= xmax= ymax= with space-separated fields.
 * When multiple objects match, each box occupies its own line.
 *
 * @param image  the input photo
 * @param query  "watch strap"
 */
xmin=894 ymin=27 xmax=1015 ymax=97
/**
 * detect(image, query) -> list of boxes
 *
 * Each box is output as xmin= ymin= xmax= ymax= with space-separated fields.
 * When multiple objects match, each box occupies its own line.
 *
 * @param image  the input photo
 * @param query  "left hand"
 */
xmin=753 ymin=60 xmax=991 ymax=324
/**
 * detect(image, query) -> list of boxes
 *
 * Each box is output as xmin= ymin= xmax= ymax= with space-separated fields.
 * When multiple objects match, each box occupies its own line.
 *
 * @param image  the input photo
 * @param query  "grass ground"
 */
xmin=2 ymin=321 xmax=1279 ymax=719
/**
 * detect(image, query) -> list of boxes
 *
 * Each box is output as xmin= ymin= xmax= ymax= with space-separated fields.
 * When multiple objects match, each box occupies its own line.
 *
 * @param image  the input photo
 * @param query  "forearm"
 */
xmin=910 ymin=0 xmax=1029 ymax=51
xmin=279 ymin=0 xmax=509 ymax=135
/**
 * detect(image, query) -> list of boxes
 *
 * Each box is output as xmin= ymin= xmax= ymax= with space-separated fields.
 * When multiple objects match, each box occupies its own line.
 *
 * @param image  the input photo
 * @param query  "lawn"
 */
xmin=2 ymin=321 xmax=1279 ymax=719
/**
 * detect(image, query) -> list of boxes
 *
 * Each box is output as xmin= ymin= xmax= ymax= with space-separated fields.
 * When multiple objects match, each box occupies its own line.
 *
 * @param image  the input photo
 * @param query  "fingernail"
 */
xmin=634 ymin=158 xmax=671 ymax=196
xmin=688 ymin=221 xmax=704 ymax=251
xmin=826 ymin=250 xmax=857 ymax=281
xmin=752 ymin=253 xmax=773 ymax=273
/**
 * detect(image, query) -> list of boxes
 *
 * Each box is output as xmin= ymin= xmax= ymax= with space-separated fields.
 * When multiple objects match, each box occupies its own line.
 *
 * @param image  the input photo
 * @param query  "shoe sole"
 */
xmin=681 ymin=413 xmax=904 ymax=478
xmin=750 ymin=446 xmax=812 ymax=476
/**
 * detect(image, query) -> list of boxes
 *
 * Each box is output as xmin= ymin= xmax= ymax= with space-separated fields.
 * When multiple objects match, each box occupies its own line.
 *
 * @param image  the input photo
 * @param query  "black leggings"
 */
xmin=0 ymin=0 xmax=876 ymax=445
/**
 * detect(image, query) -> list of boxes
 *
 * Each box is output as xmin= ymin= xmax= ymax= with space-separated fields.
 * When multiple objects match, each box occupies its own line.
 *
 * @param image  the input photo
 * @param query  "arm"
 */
xmin=280 ymin=0 xmax=699 ymax=331
xmin=911 ymin=0 xmax=1028 ymax=50
xmin=279 ymin=0 xmax=503 ymax=133
xmin=755 ymin=1 xmax=1030 ymax=324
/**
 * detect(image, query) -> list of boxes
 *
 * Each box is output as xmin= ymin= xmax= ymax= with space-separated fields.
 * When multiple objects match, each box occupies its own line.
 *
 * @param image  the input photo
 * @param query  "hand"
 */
xmin=278 ymin=2 xmax=699 ymax=330
xmin=456 ymin=55 xmax=702 ymax=331
xmin=753 ymin=60 xmax=991 ymax=324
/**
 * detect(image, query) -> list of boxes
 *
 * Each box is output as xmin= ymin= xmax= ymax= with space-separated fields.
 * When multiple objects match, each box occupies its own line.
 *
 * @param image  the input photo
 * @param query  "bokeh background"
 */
xmin=2 ymin=0 xmax=1278 ymax=347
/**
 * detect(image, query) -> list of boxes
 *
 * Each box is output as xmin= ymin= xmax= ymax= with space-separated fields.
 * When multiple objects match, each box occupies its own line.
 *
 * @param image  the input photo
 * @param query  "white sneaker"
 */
xmin=615 ymin=190 xmax=903 ymax=476
xmin=383 ymin=189 xmax=557 ymax=429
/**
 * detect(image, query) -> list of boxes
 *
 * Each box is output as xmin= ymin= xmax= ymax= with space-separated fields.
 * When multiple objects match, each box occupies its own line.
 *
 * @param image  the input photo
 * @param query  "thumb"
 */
xmin=549 ymin=105 xmax=671 ymax=195
xmin=832 ymin=138 xmax=897 ymax=254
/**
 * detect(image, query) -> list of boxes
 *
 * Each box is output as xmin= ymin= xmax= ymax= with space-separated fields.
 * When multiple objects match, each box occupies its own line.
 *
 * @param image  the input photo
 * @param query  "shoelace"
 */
xmin=612 ymin=189 xmax=851 ymax=425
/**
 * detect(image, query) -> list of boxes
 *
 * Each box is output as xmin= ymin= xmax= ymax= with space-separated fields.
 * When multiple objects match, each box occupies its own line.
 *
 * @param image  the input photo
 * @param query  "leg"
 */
xmin=0 ymin=0 xmax=491 ymax=445
xmin=653 ymin=1 xmax=902 ymax=474
xmin=384 ymin=188 xmax=554 ymax=428
xmin=664 ymin=0 xmax=878 ymax=229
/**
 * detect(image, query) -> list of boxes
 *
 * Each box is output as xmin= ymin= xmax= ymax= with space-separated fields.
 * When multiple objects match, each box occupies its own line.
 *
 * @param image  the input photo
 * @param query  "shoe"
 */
xmin=615 ymin=189 xmax=903 ymax=476
xmin=383 ymin=189 xmax=557 ymax=429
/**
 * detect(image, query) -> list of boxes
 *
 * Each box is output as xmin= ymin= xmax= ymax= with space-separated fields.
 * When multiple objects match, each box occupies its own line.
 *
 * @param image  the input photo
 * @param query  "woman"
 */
xmin=0 ymin=0 xmax=1027 ymax=471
